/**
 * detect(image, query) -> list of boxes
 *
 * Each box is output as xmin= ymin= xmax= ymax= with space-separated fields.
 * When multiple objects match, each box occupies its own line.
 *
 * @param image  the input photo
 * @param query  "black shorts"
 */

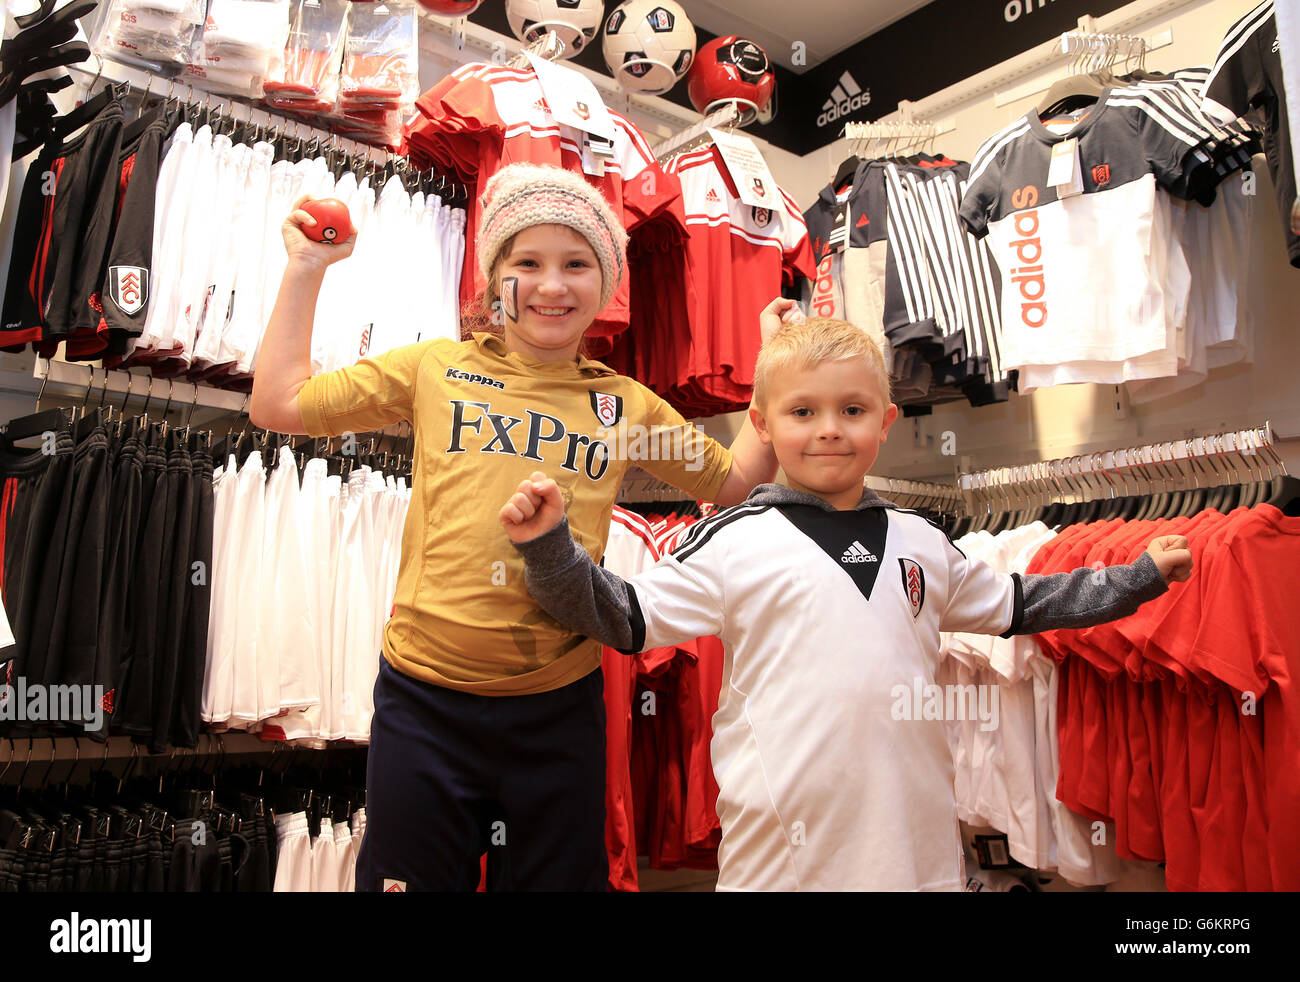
xmin=356 ymin=658 xmax=608 ymax=892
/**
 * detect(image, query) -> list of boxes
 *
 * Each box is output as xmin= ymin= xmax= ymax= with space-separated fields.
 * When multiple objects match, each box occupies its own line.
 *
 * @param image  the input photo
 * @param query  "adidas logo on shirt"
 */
xmin=818 ymin=71 xmax=870 ymax=127
xmin=705 ymin=188 xmax=722 ymax=204
xmin=841 ymin=541 xmax=878 ymax=564
xmin=533 ymin=98 xmax=549 ymax=113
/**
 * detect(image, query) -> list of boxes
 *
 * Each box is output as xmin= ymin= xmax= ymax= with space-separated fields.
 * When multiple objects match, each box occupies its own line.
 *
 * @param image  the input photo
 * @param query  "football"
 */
xmin=506 ymin=0 xmax=605 ymax=58
xmin=601 ymin=0 xmax=697 ymax=96
xmin=416 ymin=0 xmax=484 ymax=15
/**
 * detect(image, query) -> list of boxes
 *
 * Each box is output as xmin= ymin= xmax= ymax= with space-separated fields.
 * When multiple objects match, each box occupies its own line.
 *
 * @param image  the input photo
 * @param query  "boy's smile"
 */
xmin=750 ymin=357 xmax=900 ymax=511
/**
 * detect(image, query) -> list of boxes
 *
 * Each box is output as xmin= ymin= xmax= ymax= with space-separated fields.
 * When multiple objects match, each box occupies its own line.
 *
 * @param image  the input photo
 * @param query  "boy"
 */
xmin=499 ymin=318 xmax=1194 ymax=891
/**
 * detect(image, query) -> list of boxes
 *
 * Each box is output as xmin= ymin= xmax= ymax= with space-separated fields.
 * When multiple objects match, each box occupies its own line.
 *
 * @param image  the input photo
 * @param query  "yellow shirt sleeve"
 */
xmin=296 ymin=341 xmax=433 ymax=438
xmin=635 ymin=384 xmax=733 ymax=502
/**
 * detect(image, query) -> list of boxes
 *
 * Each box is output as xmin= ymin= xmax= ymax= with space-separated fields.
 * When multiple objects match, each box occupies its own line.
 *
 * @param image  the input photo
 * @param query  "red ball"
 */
xmin=301 ymin=198 xmax=354 ymax=244
xmin=687 ymin=36 xmax=777 ymax=126
xmin=416 ymin=0 xmax=483 ymax=15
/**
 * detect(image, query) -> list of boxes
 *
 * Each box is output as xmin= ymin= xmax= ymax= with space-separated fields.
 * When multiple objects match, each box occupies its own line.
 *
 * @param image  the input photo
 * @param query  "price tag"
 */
xmin=707 ymin=126 xmax=780 ymax=209
xmin=1047 ymin=137 xmax=1084 ymax=198
xmin=524 ymin=53 xmax=616 ymax=142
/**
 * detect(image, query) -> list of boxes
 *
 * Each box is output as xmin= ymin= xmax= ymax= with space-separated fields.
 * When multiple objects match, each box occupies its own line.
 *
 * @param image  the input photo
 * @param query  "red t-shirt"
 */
xmin=402 ymin=63 xmax=687 ymax=345
xmin=1185 ymin=505 xmax=1300 ymax=889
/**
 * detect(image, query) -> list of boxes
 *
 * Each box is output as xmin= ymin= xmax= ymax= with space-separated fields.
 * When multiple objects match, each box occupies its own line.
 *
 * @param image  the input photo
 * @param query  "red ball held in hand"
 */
xmin=301 ymin=198 xmax=354 ymax=244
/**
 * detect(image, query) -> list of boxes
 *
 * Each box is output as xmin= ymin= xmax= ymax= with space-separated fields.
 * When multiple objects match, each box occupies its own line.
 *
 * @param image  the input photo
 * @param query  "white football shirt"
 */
xmin=623 ymin=500 xmax=1017 ymax=891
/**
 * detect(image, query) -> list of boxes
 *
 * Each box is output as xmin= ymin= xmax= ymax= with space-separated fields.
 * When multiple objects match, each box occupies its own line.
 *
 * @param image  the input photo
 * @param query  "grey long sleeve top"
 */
xmin=513 ymin=483 xmax=1169 ymax=655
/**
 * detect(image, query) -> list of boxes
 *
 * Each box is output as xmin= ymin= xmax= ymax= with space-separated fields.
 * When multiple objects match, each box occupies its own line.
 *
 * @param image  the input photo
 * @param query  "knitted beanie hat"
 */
xmin=477 ymin=163 xmax=628 ymax=310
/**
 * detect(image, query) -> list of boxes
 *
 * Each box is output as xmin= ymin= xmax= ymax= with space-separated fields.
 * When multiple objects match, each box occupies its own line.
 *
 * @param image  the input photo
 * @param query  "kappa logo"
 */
xmin=899 ymin=558 xmax=925 ymax=618
xmin=705 ymin=188 xmax=722 ymax=204
xmin=109 ymin=265 xmax=148 ymax=315
xmin=445 ymin=366 xmax=506 ymax=390
xmin=1091 ymin=163 xmax=1111 ymax=186
xmin=383 ymin=878 xmax=406 ymax=892
xmin=590 ymin=391 xmax=623 ymax=427
xmin=841 ymin=541 xmax=878 ymax=564
xmin=817 ymin=71 xmax=870 ymax=127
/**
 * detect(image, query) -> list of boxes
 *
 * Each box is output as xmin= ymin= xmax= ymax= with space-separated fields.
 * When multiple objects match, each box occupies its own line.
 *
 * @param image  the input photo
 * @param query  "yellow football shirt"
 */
xmin=297 ymin=333 xmax=733 ymax=695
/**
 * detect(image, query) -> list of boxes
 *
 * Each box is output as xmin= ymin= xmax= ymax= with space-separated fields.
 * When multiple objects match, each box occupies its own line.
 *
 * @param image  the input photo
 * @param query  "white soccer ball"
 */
xmin=506 ymin=0 xmax=606 ymax=58
xmin=601 ymin=0 xmax=697 ymax=96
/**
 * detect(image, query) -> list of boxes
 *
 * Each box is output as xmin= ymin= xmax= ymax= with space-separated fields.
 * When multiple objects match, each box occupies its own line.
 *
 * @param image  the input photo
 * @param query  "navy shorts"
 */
xmin=356 ymin=656 xmax=608 ymax=892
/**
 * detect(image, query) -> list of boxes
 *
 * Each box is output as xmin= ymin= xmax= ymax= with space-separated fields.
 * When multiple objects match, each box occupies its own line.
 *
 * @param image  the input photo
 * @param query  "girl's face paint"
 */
xmin=501 ymin=276 xmax=519 ymax=322
xmin=496 ymin=224 xmax=602 ymax=363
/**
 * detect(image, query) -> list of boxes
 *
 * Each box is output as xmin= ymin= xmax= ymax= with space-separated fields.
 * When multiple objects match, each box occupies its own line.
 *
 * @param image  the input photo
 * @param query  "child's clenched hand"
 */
xmin=1145 ymin=535 xmax=1194 ymax=584
xmin=499 ymin=471 xmax=566 ymax=543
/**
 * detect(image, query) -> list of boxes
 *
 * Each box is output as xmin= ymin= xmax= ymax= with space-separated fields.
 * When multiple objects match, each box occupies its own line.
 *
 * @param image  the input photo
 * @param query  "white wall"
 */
xmin=699 ymin=0 xmax=1300 ymax=483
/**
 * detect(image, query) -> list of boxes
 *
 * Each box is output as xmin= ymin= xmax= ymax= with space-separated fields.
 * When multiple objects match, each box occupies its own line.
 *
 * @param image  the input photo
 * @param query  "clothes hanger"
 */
xmin=0 ymin=361 xmax=73 ymax=447
xmin=831 ymin=153 xmax=861 ymax=192
xmin=1037 ymin=36 xmax=1112 ymax=119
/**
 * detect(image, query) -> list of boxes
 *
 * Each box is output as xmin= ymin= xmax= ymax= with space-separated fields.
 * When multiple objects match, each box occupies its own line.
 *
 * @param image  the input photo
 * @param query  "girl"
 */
xmin=250 ymin=162 xmax=795 ymax=891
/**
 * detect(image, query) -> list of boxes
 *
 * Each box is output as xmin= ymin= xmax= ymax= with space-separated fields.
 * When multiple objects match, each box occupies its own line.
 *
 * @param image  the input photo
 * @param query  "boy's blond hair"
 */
xmin=753 ymin=317 xmax=891 ymax=410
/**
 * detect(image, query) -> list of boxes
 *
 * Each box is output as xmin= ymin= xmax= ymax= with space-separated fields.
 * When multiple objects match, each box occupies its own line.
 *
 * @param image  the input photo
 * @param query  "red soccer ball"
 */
xmin=301 ymin=198 xmax=354 ymax=244
xmin=687 ymin=36 xmax=777 ymax=126
xmin=416 ymin=0 xmax=484 ymax=15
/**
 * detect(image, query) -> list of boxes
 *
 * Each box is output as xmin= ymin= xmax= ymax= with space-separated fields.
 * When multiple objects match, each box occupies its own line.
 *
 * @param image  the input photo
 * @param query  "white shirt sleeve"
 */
xmin=626 ymin=533 xmax=726 ymax=651
xmin=937 ymin=536 xmax=1017 ymax=637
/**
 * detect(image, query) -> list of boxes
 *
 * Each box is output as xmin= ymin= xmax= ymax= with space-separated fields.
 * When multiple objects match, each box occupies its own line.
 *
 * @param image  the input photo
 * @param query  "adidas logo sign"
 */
xmin=533 ymin=98 xmax=549 ymax=113
xmin=705 ymin=188 xmax=722 ymax=204
xmin=841 ymin=541 xmax=878 ymax=564
xmin=817 ymin=71 xmax=870 ymax=128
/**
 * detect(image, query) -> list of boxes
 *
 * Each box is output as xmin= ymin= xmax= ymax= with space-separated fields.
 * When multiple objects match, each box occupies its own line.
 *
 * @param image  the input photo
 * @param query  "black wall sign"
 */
xmin=787 ymin=0 xmax=1136 ymax=151
xmin=457 ymin=0 xmax=1135 ymax=156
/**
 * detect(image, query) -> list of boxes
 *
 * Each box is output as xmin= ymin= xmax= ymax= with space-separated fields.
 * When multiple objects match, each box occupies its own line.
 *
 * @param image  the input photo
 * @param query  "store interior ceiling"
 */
xmin=677 ymin=0 xmax=937 ymax=73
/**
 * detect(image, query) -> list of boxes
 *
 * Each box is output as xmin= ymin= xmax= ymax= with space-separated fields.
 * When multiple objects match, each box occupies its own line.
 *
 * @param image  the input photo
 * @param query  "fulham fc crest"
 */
xmin=899 ymin=558 xmax=925 ymax=618
xmin=108 ymin=265 xmax=149 ymax=315
xmin=752 ymin=206 xmax=772 ymax=227
xmin=590 ymin=391 xmax=623 ymax=427
xmin=1091 ymin=163 xmax=1111 ymax=187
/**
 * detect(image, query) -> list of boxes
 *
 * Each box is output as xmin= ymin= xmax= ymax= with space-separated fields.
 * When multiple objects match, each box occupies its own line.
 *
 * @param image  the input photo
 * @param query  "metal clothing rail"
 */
xmin=0 ymin=354 xmax=247 ymax=419
xmin=653 ymin=104 xmax=740 ymax=162
xmin=843 ymin=119 xmax=946 ymax=157
xmin=0 ymin=733 xmax=344 ymax=768
xmin=69 ymin=59 xmax=394 ymax=166
xmin=957 ymin=423 xmax=1290 ymax=513
xmin=865 ymin=475 xmax=963 ymax=513
xmin=508 ymin=28 xmax=567 ymax=69
xmin=1059 ymin=29 xmax=1148 ymax=75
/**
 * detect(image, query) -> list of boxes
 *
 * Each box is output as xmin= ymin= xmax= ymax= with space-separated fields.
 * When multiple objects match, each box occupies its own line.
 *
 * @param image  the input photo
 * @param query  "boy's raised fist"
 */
xmin=500 ymin=471 xmax=566 ymax=543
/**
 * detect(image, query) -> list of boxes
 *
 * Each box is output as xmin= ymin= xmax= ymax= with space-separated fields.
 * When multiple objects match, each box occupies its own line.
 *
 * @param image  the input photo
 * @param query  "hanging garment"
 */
xmin=1204 ymin=1 xmax=1299 ymax=268
xmin=402 ymin=61 xmax=688 ymax=353
xmin=960 ymin=78 xmax=1257 ymax=394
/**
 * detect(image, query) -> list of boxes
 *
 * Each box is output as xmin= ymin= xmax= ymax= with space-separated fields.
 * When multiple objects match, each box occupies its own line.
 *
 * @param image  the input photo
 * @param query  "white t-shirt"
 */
xmin=960 ymin=88 xmax=1222 ymax=391
xmin=623 ymin=500 xmax=1018 ymax=891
